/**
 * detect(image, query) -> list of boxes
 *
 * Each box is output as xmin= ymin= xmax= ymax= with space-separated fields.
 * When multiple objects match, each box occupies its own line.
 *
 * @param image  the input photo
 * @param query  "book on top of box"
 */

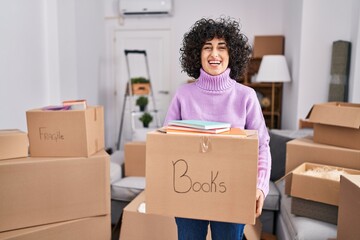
xmin=41 ymin=99 xmax=87 ymax=111
xmin=166 ymin=125 xmax=230 ymax=134
xmin=63 ymin=99 xmax=87 ymax=110
xmin=168 ymin=120 xmax=231 ymax=130
xmin=161 ymin=126 xmax=248 ymax=137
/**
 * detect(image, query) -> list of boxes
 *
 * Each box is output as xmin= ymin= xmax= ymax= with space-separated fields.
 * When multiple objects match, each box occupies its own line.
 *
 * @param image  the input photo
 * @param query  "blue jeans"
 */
xmin=175 ymin=217 xmax=245 ymax=240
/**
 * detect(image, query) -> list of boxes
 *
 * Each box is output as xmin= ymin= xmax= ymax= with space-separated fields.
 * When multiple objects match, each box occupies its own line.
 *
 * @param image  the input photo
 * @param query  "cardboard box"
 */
xmin=298 ymin=118 xmax=313 ymax=129
xmin=308 ymin=102 xmax=360 ymax=150
xmin=245 ymin=219 xmax=262 ymax=240
xmin=290 ymin=162 xmax=360 ymax=206
xmin=132 ymin=83 xmax=151 ymax=95
xmin=253 ymin=36 xmax=284 ymax=58
xmin=120 ymin=191 xmax=261 ymax=240
xmin=337 ymin=175 xmax=360 ymax=240
xmin=146 ymin=131 xmax=258 ymax=224
xmin=120 ymin=191 xmax=178 ymax=240
xmin=0 ymin=129 xmax=28 ymax=160
xmin=0 ymin=150 xmax=110 ymax=232
xmin=0 ymin=215 xmax=110 ymax=240
xmin=124 ymin=141 xmax=146 ymax=177
xmin=284 ymin=137 xmax=360 ymax=194
xmin=261 ymin=233 xmax=277 ymax=240
xmin=26 ymin=106 xmax=104 ymax=157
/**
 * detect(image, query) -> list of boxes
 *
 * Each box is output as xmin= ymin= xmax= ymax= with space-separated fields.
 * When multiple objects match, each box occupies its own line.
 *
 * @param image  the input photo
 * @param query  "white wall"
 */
xmin=282 ymin=0 xmax=359 ymax=129
xmin=0 ymin=0 xmax=49 ymax=131
xmin=282 ymin=0 xmax=303 ymax=130
xmin=349 ymin=0 xmax=360 ymax=103
xmin=0 ymin=0 xmax=105 ymax=132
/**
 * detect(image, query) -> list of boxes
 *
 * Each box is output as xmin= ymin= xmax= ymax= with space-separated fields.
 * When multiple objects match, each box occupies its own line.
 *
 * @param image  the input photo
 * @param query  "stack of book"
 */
xmin=42 ymin=99 xmax=87 ymax=111
xmin=162 ymin=120 xmax=247 ymax=136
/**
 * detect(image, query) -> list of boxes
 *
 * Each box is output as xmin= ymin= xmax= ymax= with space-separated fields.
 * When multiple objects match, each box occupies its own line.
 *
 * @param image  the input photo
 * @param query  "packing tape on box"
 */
xmin=200 ymin=136 xmax=211 ymax=153
xmin=138 ymin=202 xmax=146 ymax=213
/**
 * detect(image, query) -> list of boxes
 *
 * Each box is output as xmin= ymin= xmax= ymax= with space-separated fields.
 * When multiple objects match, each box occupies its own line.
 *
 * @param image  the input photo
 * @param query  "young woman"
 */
xmin=163 ymin=17 xmax=271 ymax=240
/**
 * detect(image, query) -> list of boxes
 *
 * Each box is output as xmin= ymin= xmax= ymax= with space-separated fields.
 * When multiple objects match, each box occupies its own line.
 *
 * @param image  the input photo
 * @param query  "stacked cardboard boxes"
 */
xmin=0 ymin=105 xmax=110 ymax=239
xmin=284 ymin=102 xmax=360 ymax=231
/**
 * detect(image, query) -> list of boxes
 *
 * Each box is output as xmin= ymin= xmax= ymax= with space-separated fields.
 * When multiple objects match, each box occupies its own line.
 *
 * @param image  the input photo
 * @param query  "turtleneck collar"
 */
xmin=195 ymin=68 xmax=235 ymax=91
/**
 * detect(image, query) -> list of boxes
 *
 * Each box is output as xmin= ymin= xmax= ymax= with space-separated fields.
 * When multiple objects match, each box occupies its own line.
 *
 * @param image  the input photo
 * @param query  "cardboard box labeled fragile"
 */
xmin=120 ymin=191 xmax=262 ymax=240
xmin=0 ymin=129 xmax=28 ymax=160
xmin=290 ymin=162 xmax=360 ymax=206
xmin=26 ymin=106 xmax=104 ymax=157
xmin=337 ymin=175 xmax=360 ymax=240
xmin=0 ymin=215 xmax=110 ymax=240
xmin=308 ymin=102 xmax=360 ymax=150
xmin=124 ymin=141 xmax=146 ymax=177
xmin=284 ymin=137 xmax=360 ymax=195
xmin=146 ymin=131 xmax=258 ymax=224
xmin=0 ymin=150 xmax=110 ymax=232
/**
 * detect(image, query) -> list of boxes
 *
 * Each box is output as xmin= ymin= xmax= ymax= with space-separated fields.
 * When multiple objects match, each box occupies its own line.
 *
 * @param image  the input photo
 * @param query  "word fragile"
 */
xmin=39 ymin=127 xmax=64 ymax=142
xmin=172 ymin=159 xmax=227 ymax=193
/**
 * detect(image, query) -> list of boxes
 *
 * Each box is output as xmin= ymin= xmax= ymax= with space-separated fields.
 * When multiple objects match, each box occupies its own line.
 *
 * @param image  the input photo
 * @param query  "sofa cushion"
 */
xmin=111 ymin=177 xmax=145 ymax=202
xmin=269 ymin=131 xmax=293 ymax=181
xmin=263 ymin=181 xmax=280 ymax=211
xmin=110 ymin=161 xmax=122 ymax=184
xmin=269 ymin=129 xmax=313 ymax=181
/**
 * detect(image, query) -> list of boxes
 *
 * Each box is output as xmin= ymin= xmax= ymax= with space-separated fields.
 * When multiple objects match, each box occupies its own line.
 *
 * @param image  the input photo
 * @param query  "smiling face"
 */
xmin=201 ymin=37 xmax=229 ymax=76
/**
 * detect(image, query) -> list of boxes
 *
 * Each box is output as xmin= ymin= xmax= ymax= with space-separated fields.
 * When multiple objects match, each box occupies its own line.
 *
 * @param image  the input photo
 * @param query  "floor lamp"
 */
xmin=256 ymin=55 xmax=291 ymax=129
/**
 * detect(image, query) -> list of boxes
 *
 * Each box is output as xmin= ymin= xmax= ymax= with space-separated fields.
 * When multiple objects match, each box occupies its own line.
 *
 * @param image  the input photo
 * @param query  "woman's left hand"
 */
xmin=255 ymin=189 xmax=265 ymax=218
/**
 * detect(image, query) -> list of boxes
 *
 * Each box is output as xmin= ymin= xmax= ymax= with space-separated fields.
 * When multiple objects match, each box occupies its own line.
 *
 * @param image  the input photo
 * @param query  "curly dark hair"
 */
xmin=180 ymin=17 xmax=252 ymax=80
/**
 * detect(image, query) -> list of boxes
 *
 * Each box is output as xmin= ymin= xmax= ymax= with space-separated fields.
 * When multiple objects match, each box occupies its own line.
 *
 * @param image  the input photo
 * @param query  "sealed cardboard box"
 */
xmin=290 ymin=162 xmax=360 ymax=206
xmin=285 ymin=137 xmax=360 ymax=194
xmin=0 ymin=150 xmax=110 ymax=232
xmin=337 ymin=175 xmax=360 ymax=240
xmin=124 ymin=141 xmax=146 ymax=177
xmin=146 ymin=131 xmax=258 ymax=224
xmin=26 ymin=106 xmax=104 ymax=157
xmin=0 ymin=215 xmax=110 ymax=240
xmin=308 ymin=102 xmax=360 ymax=150
xmin=253 ymin=36 xmax=284 ymax=58
xmin=120 ymin=191 xmax=261 ymax=240
xmin=0 ymin=129 xmax=28 ymax=160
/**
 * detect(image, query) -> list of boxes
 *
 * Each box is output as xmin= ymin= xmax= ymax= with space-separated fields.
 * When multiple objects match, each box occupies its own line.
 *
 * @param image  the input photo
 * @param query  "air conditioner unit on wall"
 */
xmin=119 ymin=0 xmax=173 ymax=16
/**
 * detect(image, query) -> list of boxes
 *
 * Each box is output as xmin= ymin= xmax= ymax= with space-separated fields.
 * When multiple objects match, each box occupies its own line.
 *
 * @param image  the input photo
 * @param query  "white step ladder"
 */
xmin=116 ymin=50 xmax=160 ymax=150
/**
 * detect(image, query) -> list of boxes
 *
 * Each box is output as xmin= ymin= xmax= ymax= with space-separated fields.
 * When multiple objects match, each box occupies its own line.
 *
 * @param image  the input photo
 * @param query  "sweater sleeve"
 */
xmin=245 ymin=90 xmax=272 ymax=197
xmin=163 ymin=91 xmax=182 ymax=126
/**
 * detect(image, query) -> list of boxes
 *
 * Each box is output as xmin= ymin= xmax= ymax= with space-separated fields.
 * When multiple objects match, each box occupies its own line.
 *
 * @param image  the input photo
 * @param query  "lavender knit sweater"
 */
xmin=164 ymin=68 xmax=271 ymax=197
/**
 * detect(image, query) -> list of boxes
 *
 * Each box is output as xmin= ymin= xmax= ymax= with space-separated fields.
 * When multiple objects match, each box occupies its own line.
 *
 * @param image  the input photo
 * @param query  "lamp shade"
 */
xmin=256 ymin=55 xmax=291 ymax=83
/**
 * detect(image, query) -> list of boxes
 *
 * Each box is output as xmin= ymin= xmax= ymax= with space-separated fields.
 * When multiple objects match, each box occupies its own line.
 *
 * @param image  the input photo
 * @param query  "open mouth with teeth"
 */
xmin=209 ymin=60 xmax=221 ymax=65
